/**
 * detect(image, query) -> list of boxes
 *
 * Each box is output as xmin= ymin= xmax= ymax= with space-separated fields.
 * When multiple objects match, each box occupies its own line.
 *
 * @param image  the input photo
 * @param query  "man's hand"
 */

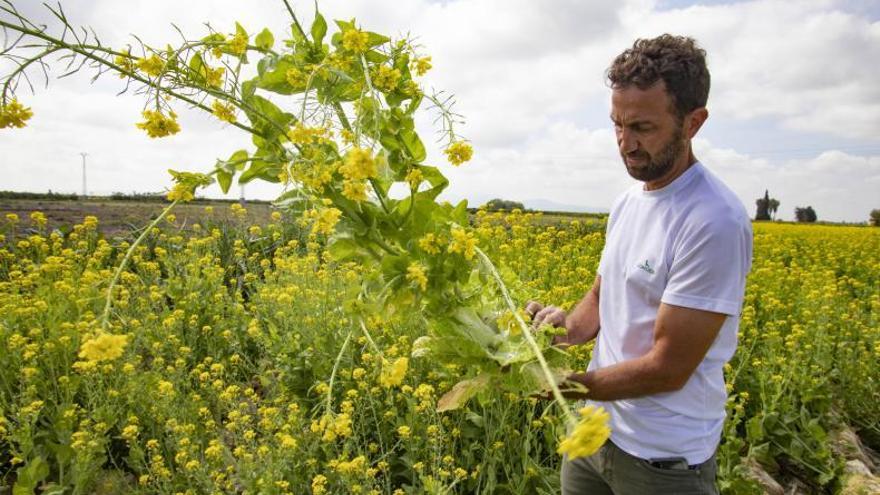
xmin=525 ymin=301 xmax=567 ymax=329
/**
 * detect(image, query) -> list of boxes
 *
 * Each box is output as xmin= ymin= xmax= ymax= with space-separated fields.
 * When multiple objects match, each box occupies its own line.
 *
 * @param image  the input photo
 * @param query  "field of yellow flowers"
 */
xmin=1 ymin=207 xmax=878 ymax=494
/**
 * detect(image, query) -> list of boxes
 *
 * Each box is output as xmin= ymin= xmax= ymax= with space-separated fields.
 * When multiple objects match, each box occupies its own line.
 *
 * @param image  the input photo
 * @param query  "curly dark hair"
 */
xmin=606 ymin=34 xmax=710 ymax=119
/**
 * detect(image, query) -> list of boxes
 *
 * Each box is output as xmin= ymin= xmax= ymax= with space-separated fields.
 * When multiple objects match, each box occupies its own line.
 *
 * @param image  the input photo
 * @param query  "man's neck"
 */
xmin=644 ymin=148 xmax=697 ymax=191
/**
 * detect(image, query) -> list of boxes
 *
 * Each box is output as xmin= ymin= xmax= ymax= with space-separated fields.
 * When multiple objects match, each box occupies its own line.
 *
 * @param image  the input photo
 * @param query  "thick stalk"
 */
xmin=475 ymin=246 xmax=576 ymax=424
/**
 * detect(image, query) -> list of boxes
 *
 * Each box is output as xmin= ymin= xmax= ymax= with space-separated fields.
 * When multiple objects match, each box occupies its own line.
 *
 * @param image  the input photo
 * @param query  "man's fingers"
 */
xmin=524 ymin=301 xmax=543 ymax=318
xmin=533 ymin=306 xmax=566 ymax=329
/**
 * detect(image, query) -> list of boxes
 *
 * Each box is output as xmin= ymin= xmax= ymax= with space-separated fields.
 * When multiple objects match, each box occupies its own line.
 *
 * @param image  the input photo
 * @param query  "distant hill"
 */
xmin=522 ymin=198 xmax=608 ymax=214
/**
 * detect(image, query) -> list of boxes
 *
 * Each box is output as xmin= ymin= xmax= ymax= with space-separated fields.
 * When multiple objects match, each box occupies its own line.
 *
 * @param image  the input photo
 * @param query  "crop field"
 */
xmin=1 ymin=207 xmax=878 ymax=494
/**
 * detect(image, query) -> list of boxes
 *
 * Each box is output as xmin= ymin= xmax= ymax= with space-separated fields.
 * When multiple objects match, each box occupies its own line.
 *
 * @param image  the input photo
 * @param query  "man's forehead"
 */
xmin=610 ymin=83 xmax=673 ymax=121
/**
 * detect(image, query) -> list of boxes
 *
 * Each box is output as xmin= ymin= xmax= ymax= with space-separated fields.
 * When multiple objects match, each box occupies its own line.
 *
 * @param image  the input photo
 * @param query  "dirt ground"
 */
xmin=0 ymin=198 xmax=277 ymax=238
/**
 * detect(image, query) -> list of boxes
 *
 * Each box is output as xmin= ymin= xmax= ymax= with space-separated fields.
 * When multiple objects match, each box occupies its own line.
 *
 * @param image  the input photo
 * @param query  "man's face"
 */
xmin=610 ymin=81 xmax=686 ymax=183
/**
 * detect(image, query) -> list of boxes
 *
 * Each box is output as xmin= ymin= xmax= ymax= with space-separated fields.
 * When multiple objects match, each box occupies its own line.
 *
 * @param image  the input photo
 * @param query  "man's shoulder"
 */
xmin=678 ymin=163 xmax=750 ymax=229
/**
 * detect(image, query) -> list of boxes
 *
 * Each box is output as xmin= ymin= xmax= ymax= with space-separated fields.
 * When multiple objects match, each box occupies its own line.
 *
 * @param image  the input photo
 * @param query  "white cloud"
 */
xmin=2 ymin=0 xmax=878 ymax=222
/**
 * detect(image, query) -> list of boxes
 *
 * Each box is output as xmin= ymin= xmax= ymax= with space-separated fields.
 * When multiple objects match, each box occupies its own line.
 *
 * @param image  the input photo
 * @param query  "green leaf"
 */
xmin=241 ymin=94 xmax=294 ymax=140
xmin=255 ymin=28 xmax=274 ymax=51
xmin=217 ymin=170 xmax=233 ymax=193
xmin=235 ymin=22 xmax=248 ymax=39
xmin=399 ymin=129 xmax=426 ymax=162
xmin=188 ymin=52 xmax=205 ymax=83
xmin=13 ymin=457 xmax=49 ymax=495
xmin=253 ymin=56 xmax=301 ymax=95
xmin=437 ymin=374 xmax=490 ymax=412
xmin=311 ymin=12 xmax=328 ymax=46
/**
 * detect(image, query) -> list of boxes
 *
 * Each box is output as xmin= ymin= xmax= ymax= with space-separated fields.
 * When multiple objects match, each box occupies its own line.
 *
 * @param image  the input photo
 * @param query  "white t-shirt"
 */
xmin=588 ymin=161 xmax=752 ymax=465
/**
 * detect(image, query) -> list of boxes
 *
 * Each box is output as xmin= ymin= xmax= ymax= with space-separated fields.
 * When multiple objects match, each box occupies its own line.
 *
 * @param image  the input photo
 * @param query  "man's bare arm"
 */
xmin=564 ymin=303 xmax=726 ymax=401
xmin=526 ymin=275 xmax=601 ymax=346
xmin=560 ymin=275 xmax=601 ymax=346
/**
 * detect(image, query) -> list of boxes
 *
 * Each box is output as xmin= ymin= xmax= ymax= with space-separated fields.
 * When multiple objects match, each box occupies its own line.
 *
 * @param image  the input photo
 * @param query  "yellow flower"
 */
xmin=29 ymin=211 xmax=47 ymax=228
xmin=0 ymin=98 xmax=34 ymax=129
xmin=342 ymin=28 xmax=370 ymax=53
xmin=405 ymin=168 xmax=423 ymax=189
xmin=418 ymin=233 xmax=440 ymax=254
xmin=228 ymin=31 xmax=248 ymax=56
xmin=78 ymin=333 xmax=129 ymax=362
xmin=136 ymin=109 xmax=181 ymax=138
xmin=166 ymin=183 xmax=194 ymax=202
xmin=114 ymin=52 xmax=135 ymax=75
xmin=311 ymin=474 xmax=328 ymax=495
xmin=286 ymin=68 xmax=307 ymax=88
xmin=340 ymin=147 xmax=378 ymax=181
xmin=342 ymin=180 xmax=368 ymax=202
xmin=397 ymin=425 xmax=411 ymax=439
xmin=211 ymin=100 xmax=236 ymax=124
xmin=288 ymin=124 xmax=331 ymax=145
xmin=371 ymin=65 xmax=401 ymax=92
xmin=379 ymin=357 xmax=408 ymax=388
xmin=412 ymin=56 xmax=432 ymax=76
xmin=406 ymin=262 xmax=428 ymax=291
xmin=448 ymin=227 xmax=477 ymax=260
xmin=205 ymin=66 xmax=225 ymax=87
xmin=444 ymin=141 xmax=473 ymax=166
xmin=557 ymin=405 xmax=611 ymax=460
xmin=158 ymin=380 xmax=175 ymax=397
xmin=136 ymin=55 xmax=165 ymax=77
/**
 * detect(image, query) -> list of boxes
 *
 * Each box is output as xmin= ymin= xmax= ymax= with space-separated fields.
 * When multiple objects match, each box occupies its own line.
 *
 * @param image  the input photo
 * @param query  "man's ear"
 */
xmin=686 ymin=107 xmax=708 ymax=139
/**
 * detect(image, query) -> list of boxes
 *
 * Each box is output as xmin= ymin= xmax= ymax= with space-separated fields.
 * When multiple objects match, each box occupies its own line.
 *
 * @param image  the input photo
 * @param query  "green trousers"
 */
xmin=561 ymin=440 xmax=719 ymax=495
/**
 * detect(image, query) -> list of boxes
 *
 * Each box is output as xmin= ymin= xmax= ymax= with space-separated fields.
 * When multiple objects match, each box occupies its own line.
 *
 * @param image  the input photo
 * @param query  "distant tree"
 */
xmin=755 ymin=190 xmax=772 ymax=220
xmin=768 ymin=198 xmax=780 ymax=220
xmin=870 ymin=209 xmax=880 ymax=226
xmin=484 ymin=199 xmax=525 ymax=212
xmin=794 ymin=206 xmax=817 ymax=223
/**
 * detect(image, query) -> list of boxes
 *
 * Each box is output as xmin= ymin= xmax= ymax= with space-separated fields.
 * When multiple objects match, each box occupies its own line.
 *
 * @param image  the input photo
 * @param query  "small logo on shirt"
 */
xmin=637 ymin=260 xmax=655 ymax=274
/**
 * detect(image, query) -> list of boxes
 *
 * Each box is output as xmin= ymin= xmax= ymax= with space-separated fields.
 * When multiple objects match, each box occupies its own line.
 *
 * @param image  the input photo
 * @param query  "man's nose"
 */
xmin=617 ymin=128 xmax=638 ymax=154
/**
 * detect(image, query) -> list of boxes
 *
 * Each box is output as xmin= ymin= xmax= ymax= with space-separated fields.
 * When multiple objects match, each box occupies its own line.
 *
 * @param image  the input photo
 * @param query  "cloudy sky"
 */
xmin=2 ymin=0 xmax=879 ymax=222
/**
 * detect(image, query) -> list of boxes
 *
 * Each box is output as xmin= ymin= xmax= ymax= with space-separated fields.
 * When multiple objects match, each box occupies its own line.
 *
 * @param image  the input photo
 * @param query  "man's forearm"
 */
xmin=563 ymin=352 xmax=683 ymax=401
xmin=559 ymin=285 xmax=600 ymax=345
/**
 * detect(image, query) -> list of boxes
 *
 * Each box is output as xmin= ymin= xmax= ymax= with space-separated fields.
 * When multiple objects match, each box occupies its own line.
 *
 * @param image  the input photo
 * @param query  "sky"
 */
xmin=2 ymin=0 xmax=879 ymax=222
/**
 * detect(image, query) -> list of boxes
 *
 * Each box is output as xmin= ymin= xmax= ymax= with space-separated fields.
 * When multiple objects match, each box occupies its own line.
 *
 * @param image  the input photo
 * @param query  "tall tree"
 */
xmin=755 ymin=190 xmax=771 ymax=220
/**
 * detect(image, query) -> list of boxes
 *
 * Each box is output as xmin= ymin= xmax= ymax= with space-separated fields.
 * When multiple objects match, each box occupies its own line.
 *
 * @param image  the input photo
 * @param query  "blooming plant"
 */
xmin=0 ymin=0 xmax=606 ymax=481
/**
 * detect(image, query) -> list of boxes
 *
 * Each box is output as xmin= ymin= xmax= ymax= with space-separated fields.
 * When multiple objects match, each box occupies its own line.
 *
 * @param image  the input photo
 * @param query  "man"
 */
xmin=527 ymin=34 xmax=752 ymax=494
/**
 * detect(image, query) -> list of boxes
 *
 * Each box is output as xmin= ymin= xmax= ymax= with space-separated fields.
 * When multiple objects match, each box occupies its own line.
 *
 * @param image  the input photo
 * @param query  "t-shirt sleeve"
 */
xmin=661 ymin=216 xmax=752 ymax=316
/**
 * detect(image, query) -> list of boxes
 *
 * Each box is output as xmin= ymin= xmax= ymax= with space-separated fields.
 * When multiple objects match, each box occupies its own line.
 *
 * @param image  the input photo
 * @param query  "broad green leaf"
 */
xmin=13 ymin=457 xmax=49 ymax=495
xmin=216 ymin=170 xmax=232 ymax=193
xmin=399 ymin=129 xmax=426 ymax=162
xmin=188 ymin=52 xmax=205 ymax=83
xmin=437 ymin=374 xmax=490 ymax=412
xmin=311 ymin=12 xmax=328 ymax=46
xmin=255 ymin=28 xmax=274 ymax=51
xmin=241 ymin=94 xmax=295 ymax=140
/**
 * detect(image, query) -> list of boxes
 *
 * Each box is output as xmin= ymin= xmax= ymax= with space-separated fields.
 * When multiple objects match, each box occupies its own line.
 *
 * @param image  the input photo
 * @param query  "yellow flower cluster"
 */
xmin=136 ymin=55 xmax=165 ymax=77
xmin=557 ymin=405 xmax=611 ymax=460
xmin=418 ymin=233 xmax=441 ymax=254
xmin=136 ymin=109 xmax=181 ymax=138
xmin=371 ymin=65 xmax=401 ymax=93
xmin=205 ymin=66 xmax=225 ymax=87
xmin=405 ymin=168 xmax=423 ymax=189
xmin=228 ymin=31 xmax=248 ymax=56
xmin=340 ymin=148 xmax=378 ymax=181
xmin=406 ymin=262 xmax=428 ymax=291
xmin=288 ymin=124 xmax=332 ymax=145
xmin=78 ymin=332 xmax=129 ymax=362
xmin=0 ymin=98 xmax=33 ymax=129
xmin=444 ymin=141 xmax=474 ymax=166
xmin=412 ymin=56 xmax=432 ymax=76
xmin=302 ymin=207 xmax=342 ymax=237
xmin=448 ymin=227 xmax=477 ymax=260
xmin=286 ymin=67 xmax=308 ymax=88
xmin=211 ymin=100 xmax=237 ymax=124
xmin=342 ymin=28 xmax=370 ymax=53
xmin=379 ymin=357 xmax=409 ymax=388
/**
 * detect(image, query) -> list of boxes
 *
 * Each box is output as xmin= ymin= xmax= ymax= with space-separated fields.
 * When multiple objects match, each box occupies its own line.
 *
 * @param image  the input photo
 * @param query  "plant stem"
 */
xmin=100 ymin=200 xmax=179 ymax=329
xmin=475 ymin=247 xmax=576 ymax=424
xmin=325 ymin=326 xmax=353 ymax=415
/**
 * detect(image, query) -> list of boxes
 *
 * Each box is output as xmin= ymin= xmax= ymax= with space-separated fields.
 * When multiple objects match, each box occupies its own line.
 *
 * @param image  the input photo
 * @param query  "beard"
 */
xmin=621 ymin=125 xmax=685 ymax=182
